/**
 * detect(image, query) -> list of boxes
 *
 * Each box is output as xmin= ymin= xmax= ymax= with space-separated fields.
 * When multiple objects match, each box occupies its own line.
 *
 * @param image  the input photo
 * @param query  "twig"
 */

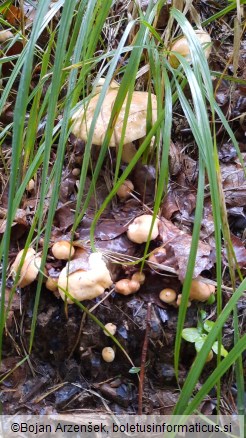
xmin=138 ymin=302 xmax=151 ymax=415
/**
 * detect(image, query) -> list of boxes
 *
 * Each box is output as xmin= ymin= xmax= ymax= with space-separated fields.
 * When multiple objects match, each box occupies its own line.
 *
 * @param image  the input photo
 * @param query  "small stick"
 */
xmin=138 ymin=302 xmax=152 ymax=415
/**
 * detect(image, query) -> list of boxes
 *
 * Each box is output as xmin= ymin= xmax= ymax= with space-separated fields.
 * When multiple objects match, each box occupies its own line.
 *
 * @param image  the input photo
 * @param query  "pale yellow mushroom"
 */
xmin=58 ymin=252 xmax=113 ymax=303
xmin=11 ymin=248 xmax=41 ymax=288
xmin=52 ymin=240 xmax=75 ymax=260
xmin=127 ymin=214 xmax=159 ymax=244
xmin=103 ymin=323 xmax=117 ymax=336
xmin=72 ymin=80 xmax=157 ymax=162
xmin=169 ymin=30 xmax=212 ymax=68
xmin=0 ymin=30 xmax=13 ymax=43
xmin=102 ymin=347 xmax=115 ymax=362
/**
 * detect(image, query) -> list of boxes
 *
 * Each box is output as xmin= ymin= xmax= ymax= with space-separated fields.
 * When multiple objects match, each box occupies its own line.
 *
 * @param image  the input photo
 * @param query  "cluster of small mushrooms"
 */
xmin=10 ymin=28 xmax=214 ymax=361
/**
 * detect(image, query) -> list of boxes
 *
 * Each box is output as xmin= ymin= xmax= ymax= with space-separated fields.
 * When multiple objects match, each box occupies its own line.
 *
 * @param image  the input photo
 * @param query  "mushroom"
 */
xmin=52 ymin=240 xmax=75 ymax=260
xmin=0 ymin=30 xmax=13 ymax=43
xmin=102 ymin=347 xmax=115 ymax=363
xmin=46 ymin=276 xmax=59 ymax=293
xmin=115 ymin=278 xmax=140 ymax=296
xmin=11 ymin=248 xmax=42 ymax=288
xmin=116 ymin=180 xmax=134 ymax=200
xmin=169 ymin=30 xmax=212 ymax=68
xmin=103 ymin=323 xmax=117 ymax=336
xmin=58 ymin=252 xmax=113 ymax=303
xmin=26 ymin=179 xmax=35 ymax=192
xmin=189 ymin=279 xmax=215 ymax=302
xmin=131 ymin=271 xmax=145 ymax=284
xmin=176 ymin=293 xmax=191 ymax=307
xmin=159 ymin=288 xmax=177 ymax=306
xmin=71 ymin=81 xmax=157 ymax=163
xmin=127 ymin=214 xmax=160 ymax=244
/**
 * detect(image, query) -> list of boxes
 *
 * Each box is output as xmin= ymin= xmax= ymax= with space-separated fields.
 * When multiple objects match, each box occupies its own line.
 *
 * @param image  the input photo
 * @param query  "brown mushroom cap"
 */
xmin=127 ymin=214 xmax=159 ymax=244
xmin=115 ymin=278 xmax=140 ymax=296
xmin=72 ymin=89 xmax=157 ymax=146
xmin=52 ymin=241 xmax=75 ymax=260
xmin=169 ymin=30 xmax=212 ymax=68
xmin=189 ymin=279 xmax=215 ymax=302
xmin=159 ymin=288 xmax=177 ymax=304
xmin=117 ymin=180 xmax=134 ymax=199
xmin=131 ymin=271 xmax=145 ymax=284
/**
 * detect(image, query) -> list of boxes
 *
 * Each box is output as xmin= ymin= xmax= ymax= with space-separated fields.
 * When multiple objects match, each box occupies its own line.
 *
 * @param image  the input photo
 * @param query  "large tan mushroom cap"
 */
xmin=58 ymin=252 xmax=113 ymax=303
xmin=11 ymin=248 xmax=41 ymax=288
xmin=72 ymin=89 xmax=157 ymax=146
xmin=169 ymin=30 xmax=212 ymax=68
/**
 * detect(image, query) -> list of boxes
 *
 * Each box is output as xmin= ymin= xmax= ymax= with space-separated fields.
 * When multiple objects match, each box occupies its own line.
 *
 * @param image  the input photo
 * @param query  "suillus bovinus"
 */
xmin=71 ymin=80 xmax=157 ymax=163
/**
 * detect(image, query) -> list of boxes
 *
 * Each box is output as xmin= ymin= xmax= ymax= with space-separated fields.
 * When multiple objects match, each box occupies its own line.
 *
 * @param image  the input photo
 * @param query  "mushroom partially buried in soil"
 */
xmin=71 ymin=81 xmax=157 ymax=163
xmin=11 ymin=248 xmax=42 ymax=288
xmin=58 ymin=252 xmax=113 ymax=303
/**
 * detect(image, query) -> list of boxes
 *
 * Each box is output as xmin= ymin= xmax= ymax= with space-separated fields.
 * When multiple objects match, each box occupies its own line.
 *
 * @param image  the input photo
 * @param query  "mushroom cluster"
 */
xmin=115 ymin=271 xmax=145 ymax=296
xmin=159 ymin=279 xmax=215 ymax=307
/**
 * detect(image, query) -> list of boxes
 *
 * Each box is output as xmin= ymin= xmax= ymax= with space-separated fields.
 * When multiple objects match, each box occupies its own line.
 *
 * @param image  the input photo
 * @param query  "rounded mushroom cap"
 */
xmin=103 ymin=323 xmax=117 ymax=336
xmin=11 ymin=248 xmax=41 ymax=288
xmin=58 ymin=252 xmax=113 ymax=303
xmin=176 ymin=294 xmax=191 ymax=307
xmin=189 ymin=279 xmax=215 ymax=302
xmin=52 ymin=240 xmax=75 ymax=260
xmin=127 ymin=214 xmax=160 ymax=244
xmin=117 ymin=180 xmax=134 ymax=200
xmin=115 ymin=278 xmax=140 ymax=296
xmin=159 ymin=288 xmax=177 ymax=303
xmin=169 ymin=30 xmax=212 ymax=68
xmin=72 ymin=90 xmax=157 ymax=146
xmin=102 ymin=347 xmax=115 ymax=362
xmin=131 ymin=271 xmax=145 ymax=284
xmin=46 ymin=276 xmax=59 ymax=292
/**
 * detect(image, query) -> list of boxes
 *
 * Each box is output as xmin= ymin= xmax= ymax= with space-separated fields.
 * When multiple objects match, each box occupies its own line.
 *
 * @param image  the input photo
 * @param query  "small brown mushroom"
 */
xmin=11 ymin=248 xmax=42 ymax=288
xmin=189 ymin=279 xmax=215 ymax=302
xmin=52 ymin=240 xmax=75 ymax=260
xmin=102 ymin=347 xmax=115 ymax=362
xmin=169 ymin=30 xmax=212 ymax=68
xmin=131 ymin=271 xmax=145 ymax=284
xmin=115 ymin=278 xmax=140 ymax=296
xmin=159 ymin=288 xmax=177 ymax=305
xmin=103 ymin=323 xmax=117 ymax=336
xmin=127 ymin=214 xmax=159 ymax=244
xmin=116 ymin=180 xmax=134 ymax=200
xmin=176 ymin=293 xmax=191 ymax=307
xmin=46 ymin=276 xmax=59 ymax=293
